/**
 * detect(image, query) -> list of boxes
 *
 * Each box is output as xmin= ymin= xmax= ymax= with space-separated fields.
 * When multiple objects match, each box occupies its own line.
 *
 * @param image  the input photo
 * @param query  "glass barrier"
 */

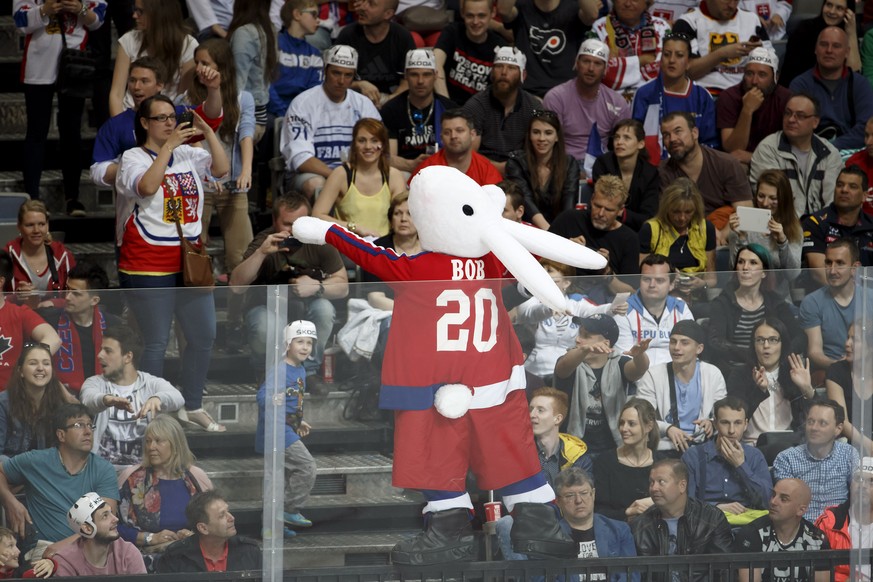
xmin=3 ymin=266 xmax=871 ymax=578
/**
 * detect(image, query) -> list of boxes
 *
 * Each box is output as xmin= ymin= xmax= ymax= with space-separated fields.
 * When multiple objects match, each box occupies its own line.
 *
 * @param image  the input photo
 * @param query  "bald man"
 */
xmin=733 ymin=479 xmax=830 ymax=582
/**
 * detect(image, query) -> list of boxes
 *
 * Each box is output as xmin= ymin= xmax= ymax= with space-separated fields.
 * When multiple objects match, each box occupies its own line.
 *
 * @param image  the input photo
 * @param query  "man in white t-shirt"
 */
xmin=79 ymin=327 xmax=184 ymax=467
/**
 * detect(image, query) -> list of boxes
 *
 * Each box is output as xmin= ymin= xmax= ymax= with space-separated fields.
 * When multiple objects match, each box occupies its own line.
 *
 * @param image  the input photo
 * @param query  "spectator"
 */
xmin=0 ymin=250 xmax=61 ymax=388
xmin=632 ymin=33 xmax=718 ymax=161
xmin=255 ymin=321 xmax=318 ymax=536
xmin=6 ymin=200 xmax=75 ymax=308
xmin=638 ymin=179 xmax=718 ymax=299
xmin=844 ymin=117 xmax=873 ymax=217
xmin=739 ymin=0 xmax=792 ymax=40
xmin=115 ymin=95 xmax=228 ymax=433
xmin=497 ymin=0 xmax=599 ymax=97
xmin=0 ymin=403 xmax=118 ymax=559
xmin=728 ymin=170 xmax=804 ymax=293
xmin=505 ymin=110 xmax=580 ymax=230
xmin=280 ymin=45 xmax=381 ymax=199
xmin=157 ymin=491 xmax=261 ymax=573
xmin=117 ymin=416 xmax=213 ymax=562
xmin=789 ymin=26 xmax=873 ymax=150
xmin=336 ymin=0 xmax=416 ymax=106
xmin=108 ymin=0 xmax=197 ymax=116
xmin=514 ymin=260 xmax=620 ymax=383
xmin=184 ymin=0 xmax=232 ymax=38
xmin=706 ymin=244 xmax=806 ymax=377
xmin=549 ymin=175 xmax=641 ymax=297
xmin=13 ymin=0 xmax=105 ymax=216
xmin=632 ymin=458 xmax=733 ymax=574
xmin=682 ymin=397 xmax=773 ymax=523
xmin=502 ymin=183 xmax=527 ymax=223
xmin=267 ymin=0 xmax=323 ymax=119
xmin=0 ymin=527 xmax=24 ymax=577
xmin=40 ymin=261 xmax=121 ymax=394
xmin=90 ymin=57 xmax=223 ymax=191
xmin=228 ymin=0 xmax=277 ymax=142
xmin=591 ymin=119 xmax=660 ymax=232
xmin=802 ymin=167 xmax=873 ymax=283
xmin=613 ymin=254 xmax=695 ymax=367
xmin=229 ymin=193 xmax=349 ymax=377
xmin=718 ymin=47 xmax=793 ymax=164
xmin=433 ymin=0 xmax=507 ymax=105
xmin=53 ymin=492 xmax=147 ymax=576
xmin=269 ymin=0 xmax=350 ymax=50
xmin=0 ymin=343 xmax=75 ymax=463
xmin=734 ymin=479 xmax=830 ymax=582
xmin=672 ymin=0 xmax=770 ymax=94
xmin=826 ymin=323 xmax=873 ymax=454
xmin=815 ymin=457 xmax=873 ymax=582
xmin=463 ymin=47 xmax=539 ymax=174
xmin=80 ymin=326 xmax=184 ymax=466
xmin=411 ymin=109 xmax=503 ymax=185
xmin=553 ymin=315 xmax=651 ymax=457
xmin=312 ymin=119 xmax=406 ymax=239
xmin=780 ymin=0 xmax=860 ymax=88
xmin=658 ymin=111 xmax=753 ymax=236
xmin=636 ymin=320 xmax=726 ymax=452
xmin=800 ymin=239 xmax=868 ymax=370
xmin=589 ymin=0 xmax=671 ymax=100
xmin=527 ymin=387 xmax=594 ymax=484
xmin=774 ymin=398 xmax=860 ymax=521
xmin=543 ymin=39 xmax=631 ymax=165
xmin=593 ymin=398 xmax=661 ymax=521
xmin=381 ymin=49 xmax=456 ymax=175
xmin=726 ymin=318 xmax=817 ymax=445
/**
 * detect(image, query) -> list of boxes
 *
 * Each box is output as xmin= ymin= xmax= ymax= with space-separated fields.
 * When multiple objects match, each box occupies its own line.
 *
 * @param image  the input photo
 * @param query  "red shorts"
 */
xmin=392 ymin=390 xmax=541 ymax=491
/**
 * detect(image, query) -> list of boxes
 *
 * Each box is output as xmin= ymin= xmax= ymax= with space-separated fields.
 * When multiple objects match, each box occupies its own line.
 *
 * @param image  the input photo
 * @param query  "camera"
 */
xmin=177 ymin=110 xmax=193 ymax=126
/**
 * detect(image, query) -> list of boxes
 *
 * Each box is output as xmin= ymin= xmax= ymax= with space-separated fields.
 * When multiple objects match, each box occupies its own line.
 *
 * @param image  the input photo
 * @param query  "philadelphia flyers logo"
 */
xmin=530 ymin=26 xmax=566 ymax=56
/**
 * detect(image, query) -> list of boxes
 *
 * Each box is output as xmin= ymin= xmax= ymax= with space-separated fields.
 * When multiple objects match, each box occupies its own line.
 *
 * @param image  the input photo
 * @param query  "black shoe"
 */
xmin=66 ymin=200 xmax=86 ymax=217
xmin=510 ymin=503 xmax=577 ymax=559
xmin=391 ymin=508 xmax=476 ymax=565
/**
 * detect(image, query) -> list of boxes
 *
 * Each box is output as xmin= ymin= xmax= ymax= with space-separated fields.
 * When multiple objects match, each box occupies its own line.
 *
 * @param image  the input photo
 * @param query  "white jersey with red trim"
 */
xmin=591 ymin=14 xmax=672 ymax=98
xmin=613 ymin=292 xmax=694 ymax=367
xmin=324 ymin=225 xmax=526 ymax=411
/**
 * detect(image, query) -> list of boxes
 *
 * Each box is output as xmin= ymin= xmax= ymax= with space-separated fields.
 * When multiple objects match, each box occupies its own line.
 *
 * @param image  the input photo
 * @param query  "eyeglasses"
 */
xmin=560 ymin=490 xmax=594 ymax=501
xmin=783 ymin=109 xmax=816 ymax=121
xmin=148 ymin=114 xmax=177 ymax=123
xmin=23 ymin=342 xmax=51 ymax=351
xmin=64 ymin=422 xmax=97 ymax=431
xmin=532 ymin=109 xmax=558 ymax=120
xmin=663 ymin=32 xmax=691 ymax=42
xmin=754 ymin=336 xmax=782 ymax=346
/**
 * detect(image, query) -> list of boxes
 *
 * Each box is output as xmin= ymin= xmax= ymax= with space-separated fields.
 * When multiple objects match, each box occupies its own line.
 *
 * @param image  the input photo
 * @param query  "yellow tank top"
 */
xmin=335 ymin=167 xmax=391 ymax=237
xmin=647 ymin=218 xmax=708 ymax=273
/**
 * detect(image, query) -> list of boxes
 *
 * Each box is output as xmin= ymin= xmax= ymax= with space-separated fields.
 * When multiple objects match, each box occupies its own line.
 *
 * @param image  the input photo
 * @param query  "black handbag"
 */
xmin=56 ymin=15 xmax=96 ymax=99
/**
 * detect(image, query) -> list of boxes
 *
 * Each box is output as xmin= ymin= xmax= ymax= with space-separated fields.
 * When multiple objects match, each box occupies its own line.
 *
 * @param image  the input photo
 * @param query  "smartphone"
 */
xmin=177 ymin=110 xmax=193 ymax=126
xmin=748 ymin=35 xmax=760 ymax=42
xmin=278 ymin=237 xmax=297 ymax=250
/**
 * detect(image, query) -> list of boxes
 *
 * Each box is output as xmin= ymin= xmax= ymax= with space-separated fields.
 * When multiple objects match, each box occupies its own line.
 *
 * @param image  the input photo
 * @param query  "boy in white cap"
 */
xmin=254 ymin=320 xmax=319 ymax=537
xmin=462 ymin=46 xmax=540 ymax=174
xmin=280 ymin=45 xmax=381 ymax=200
xmin=718 ymin=46 xmax=792 ymax=162
xmin=543 ymin=39 xmax=630 ymax=163
xmin=382 ymin=49 xmax=458 ymax=174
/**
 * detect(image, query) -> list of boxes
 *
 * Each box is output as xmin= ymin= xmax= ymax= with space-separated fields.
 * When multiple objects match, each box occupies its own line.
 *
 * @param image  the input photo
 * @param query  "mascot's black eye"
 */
xmin=462 ymin=205 xmax=474 ymax=216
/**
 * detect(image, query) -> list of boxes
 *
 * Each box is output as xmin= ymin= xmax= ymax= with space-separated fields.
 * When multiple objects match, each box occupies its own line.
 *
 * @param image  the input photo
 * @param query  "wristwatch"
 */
xmin=346 ymin=221 xmax=357 ymax=233
xmin=79 ymin=1 xmax=88 ymax=15
xmin=145 ymin=533 xmax=154 ymax=546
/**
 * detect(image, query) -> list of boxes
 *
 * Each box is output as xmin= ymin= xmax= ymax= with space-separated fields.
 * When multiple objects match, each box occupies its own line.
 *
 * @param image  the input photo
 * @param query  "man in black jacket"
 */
xmin=157 ymin=491 xmax=261 ymax=573
xmin=632 ymin=458 xmax=732 ymax=581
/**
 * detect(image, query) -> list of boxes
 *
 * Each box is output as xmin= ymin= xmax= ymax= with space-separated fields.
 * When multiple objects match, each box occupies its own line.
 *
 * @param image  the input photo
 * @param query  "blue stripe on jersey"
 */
xmin=497 ymin=472 xmax=549 ymax=496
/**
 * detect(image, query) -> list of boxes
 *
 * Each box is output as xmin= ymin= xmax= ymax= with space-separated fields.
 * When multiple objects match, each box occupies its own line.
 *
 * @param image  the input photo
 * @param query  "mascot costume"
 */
xmin=292 ymin=166 xmax=608 ymax=565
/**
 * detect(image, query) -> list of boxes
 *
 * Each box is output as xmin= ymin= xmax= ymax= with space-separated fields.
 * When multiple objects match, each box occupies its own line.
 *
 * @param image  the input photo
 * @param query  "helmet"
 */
xmin=67 ymin=492 xmax=105 ymax=539
xmin=284 ymin=320 xmax=317 ymax=350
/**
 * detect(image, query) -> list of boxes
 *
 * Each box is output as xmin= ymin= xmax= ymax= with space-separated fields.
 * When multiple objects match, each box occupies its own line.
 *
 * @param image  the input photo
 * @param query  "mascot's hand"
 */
xmin=291 ymin=216 xmax=333 ymax=245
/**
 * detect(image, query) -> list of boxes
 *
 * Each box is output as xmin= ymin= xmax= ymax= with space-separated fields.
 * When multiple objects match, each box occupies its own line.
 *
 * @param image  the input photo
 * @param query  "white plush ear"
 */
xmin=291 ymin=216 xmax=333 ymax=245
xmin=500 ymin=220 xmax=608 ymax=270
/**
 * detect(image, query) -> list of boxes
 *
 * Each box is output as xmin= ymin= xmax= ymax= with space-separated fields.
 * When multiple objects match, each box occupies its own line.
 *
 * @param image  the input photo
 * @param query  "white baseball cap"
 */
xmin=324 ymin=45 xmax=358 ymax=70
xmin=747 ymin=47 xmax=778 ymax=73
xmin=493 ymin=46 xmax=526 ymax=72
xmin=406 ymin=48 xmax=436 ymax=71
xmin=285 ymin=320 xmax=318 ymax=349
xmin=577 ymin=38 xmax=609 ymax=63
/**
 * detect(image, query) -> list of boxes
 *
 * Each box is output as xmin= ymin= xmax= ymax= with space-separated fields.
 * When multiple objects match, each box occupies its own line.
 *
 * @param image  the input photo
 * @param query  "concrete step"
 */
xmin=0 ymin=18 xmax=20 ymax=62
xmin=282 ymin=531 xmax=417 ymax=568
xmin=0 ymin=169 xmax=99 ymax=213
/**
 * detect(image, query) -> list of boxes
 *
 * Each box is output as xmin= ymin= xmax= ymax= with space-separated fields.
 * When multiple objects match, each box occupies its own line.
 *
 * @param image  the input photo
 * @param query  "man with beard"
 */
xmin=750 ymin=93 xmax=842 ymax=218
xmin=790 ymin=26 xmax=873 ymax=150
xmin=80 ymin=327 xmax=184 ymax=467
xmin=412 ymin=108 xmax=502 ymax=185
xmin=463 ymin=47 xmax=540 ymax=174
xmin=799 ymin=238 xmax=870 ymax=369
xmin=544 ymin=39 xmax=631 ymax=164
xmin=53 ymin=493 xmax=145 ymax=576
xmin=382 ymin=49 xmax=457 ymax=174
xmin=717 ymin=47 xmax=793 ymax=163
xmin=658 ymin=111 xmax=752 ymax=240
